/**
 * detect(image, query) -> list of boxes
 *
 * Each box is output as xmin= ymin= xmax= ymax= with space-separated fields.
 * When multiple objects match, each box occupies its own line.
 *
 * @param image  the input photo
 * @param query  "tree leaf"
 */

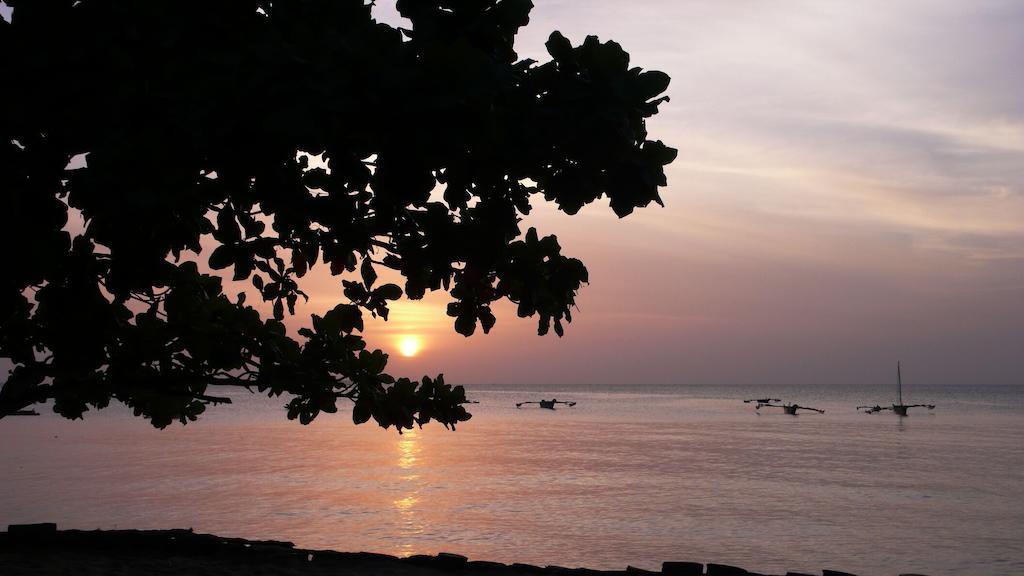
xmin=374 ymin=283 xmax=402 ymax=301
xmin=208 ymin=245 xmax=234 ymax=270
xmin=361 ymin=257 xmax=377 ymax=288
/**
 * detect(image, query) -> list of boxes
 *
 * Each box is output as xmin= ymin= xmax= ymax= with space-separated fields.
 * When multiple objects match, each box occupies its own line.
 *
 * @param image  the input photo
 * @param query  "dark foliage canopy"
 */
xmin=0 ymin=0 xmax=675 ymax=430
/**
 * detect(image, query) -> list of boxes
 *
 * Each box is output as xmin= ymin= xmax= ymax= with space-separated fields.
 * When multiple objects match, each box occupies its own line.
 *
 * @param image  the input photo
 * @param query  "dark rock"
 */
xmin=249 ymin=543 xmax=299 ymax=556
xmin=468 ymin=560 xmax=508 ymax=570
xmin=254 ymin=539 xmax=295 ymax=548
xmin=663 ymin=561 xmax=703 ymax=576
xmin=822 ymin=571 xmax=858 ymax=576
xmin=248 ymin=547 xmax=300 ymax=565
xmin=436 ymin=552 xmax=469 ymax=570
xmin=706 ymin=563 xmax=748 ymax=576
xmin=350 ymin=551 xmax=400 ymax=562
xmin=7 ymin=523 xmax=58 ymax=544
xmin=8 ymin=523 xmax=57 ymax=535
xmin=309 ymin=545 xmax=397 ymax=561
xmin=309 ymin=550 xmax=365 ymax=565
xmin=625 ymin=566 xmax=657 ymax=574
xmin=511 ymin=562 xmax=546 ymax=572
xmin=404 ymin=554 xmax=436 ymax=567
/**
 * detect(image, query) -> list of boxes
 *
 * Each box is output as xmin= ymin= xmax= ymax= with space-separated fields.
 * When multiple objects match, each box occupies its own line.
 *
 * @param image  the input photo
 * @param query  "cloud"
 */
xmin=361 ymin=1 xmax=1024 ymax=384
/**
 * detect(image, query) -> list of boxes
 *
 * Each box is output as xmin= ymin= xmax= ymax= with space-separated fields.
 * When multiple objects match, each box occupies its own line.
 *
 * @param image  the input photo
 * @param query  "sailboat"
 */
xmin=857 ymin=361 xmax=935 ymax=415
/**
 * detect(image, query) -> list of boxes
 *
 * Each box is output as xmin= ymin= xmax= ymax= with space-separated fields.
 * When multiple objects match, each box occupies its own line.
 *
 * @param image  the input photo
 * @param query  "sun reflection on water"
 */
xmin=393 ymin=494 xmax=418 ymax=510
xmin=397 ymin=428 xmax=421 ymax=477
xmin=392 ymin=428 xmax=425 ymax=554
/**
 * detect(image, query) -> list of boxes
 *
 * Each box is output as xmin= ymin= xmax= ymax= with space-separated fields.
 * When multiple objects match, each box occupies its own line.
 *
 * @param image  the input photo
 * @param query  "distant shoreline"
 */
xmin=0 ymin=523 xmax=889 ymax=576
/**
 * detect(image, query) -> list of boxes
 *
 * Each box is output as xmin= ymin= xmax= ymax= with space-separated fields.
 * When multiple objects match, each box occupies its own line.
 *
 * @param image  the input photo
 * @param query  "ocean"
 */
xmin=2 ymin=384 xmax=1022 ymax=575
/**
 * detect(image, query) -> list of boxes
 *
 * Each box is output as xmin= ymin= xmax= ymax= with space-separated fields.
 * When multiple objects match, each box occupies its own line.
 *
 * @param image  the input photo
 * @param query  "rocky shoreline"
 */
xmin=0 ymin=524 xmax=929 ymax=576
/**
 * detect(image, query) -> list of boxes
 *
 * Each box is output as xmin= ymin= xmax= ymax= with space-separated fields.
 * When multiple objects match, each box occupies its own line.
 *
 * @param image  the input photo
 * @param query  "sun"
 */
xmin=397 ymin=335 xmax=422 ymax=357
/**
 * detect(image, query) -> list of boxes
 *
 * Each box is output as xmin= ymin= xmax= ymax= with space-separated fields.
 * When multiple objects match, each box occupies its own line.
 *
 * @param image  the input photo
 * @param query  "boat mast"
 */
xmin=897 ymin=361 xmax=902 ymax=406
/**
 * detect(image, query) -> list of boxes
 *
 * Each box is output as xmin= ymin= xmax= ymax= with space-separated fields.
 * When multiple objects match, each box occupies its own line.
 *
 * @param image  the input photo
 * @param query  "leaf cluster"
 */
xmin=0 ymin=0 xmax=674 ymax=429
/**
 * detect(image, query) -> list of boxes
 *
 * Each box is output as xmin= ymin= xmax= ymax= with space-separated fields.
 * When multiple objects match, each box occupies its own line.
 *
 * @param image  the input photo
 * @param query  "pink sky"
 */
xmin=43 ymin=2 xmax=1022 ymax=387
xmin=350 ymin=1 xmax=1023 ymax=386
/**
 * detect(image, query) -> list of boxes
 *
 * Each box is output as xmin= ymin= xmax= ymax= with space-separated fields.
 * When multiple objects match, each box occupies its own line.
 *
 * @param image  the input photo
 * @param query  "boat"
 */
xmin=516 ymin=399 xmax=577 ymax=410
xmin=743 ymin=397 xmax=781 ymax=404
xmin=857 ymin=361 xmax=935 ymax=415
xmin=754 ymin=401 xmax=824 ymax=415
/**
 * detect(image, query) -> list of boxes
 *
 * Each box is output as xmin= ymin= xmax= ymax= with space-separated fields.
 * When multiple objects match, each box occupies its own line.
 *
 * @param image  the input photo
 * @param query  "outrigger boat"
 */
xmin=858 ymin=361 xmax=935 ymax=416
xmin=754 ymin=401 xmax=824 ymax=415
xmin=516 ymin=399 xmax=576 ymax=410
xmin=743 ymin=397 xmax=781 ymax=404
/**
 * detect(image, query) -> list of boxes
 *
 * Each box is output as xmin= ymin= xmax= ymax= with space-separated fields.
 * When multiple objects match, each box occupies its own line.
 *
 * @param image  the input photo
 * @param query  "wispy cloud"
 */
xmin=363 ymin=1 xmax=1024 ymax=384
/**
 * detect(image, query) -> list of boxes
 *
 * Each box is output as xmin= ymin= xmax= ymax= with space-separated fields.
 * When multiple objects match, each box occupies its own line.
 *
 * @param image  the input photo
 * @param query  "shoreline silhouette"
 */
xmin=1 ymin=524 xmax=908 ymax=576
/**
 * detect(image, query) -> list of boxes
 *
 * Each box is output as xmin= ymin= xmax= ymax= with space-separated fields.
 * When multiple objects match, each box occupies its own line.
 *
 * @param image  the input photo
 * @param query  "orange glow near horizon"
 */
xmin=220 ymin=1 xmax=1023 ymax=388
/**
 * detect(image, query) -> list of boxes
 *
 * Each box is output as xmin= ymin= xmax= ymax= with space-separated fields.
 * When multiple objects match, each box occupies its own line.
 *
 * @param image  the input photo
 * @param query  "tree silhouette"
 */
xmin=0 ymin=1 xmax=674 ymax=430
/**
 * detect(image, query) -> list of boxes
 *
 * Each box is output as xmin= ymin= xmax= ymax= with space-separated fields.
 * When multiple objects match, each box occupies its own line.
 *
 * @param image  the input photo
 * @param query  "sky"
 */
xmin=9 ymin=1 xmax=1021 ymax=387
xmin=348 ymin=0 xmax=1024 ymax=386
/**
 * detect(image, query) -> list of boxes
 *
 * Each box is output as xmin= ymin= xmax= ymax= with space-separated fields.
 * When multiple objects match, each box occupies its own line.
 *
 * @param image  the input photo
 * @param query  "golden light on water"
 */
xmin=397 ymin=335 xmax=422 ymax=357
xmin=393 ymin=428 xmax=424 ymax=552
xmin=393 ymin=494 xmax=418 ymax=511
xmin=397 ymin=427 xmax=420 ymax=472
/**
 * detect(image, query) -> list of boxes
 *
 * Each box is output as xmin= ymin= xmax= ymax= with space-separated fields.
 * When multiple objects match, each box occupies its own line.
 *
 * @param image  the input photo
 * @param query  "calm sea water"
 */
xmin=2 ymin=384 xmax=1022 ymax=575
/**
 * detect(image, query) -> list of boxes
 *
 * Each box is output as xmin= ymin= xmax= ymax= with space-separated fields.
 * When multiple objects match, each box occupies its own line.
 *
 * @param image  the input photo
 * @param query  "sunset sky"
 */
xmin=12 ymin=2 xmax=1021 ymax=387
xmin=4 ymin=5 xmax=1023 ymax=575
xmin=346 ymin=1 xmax=1023 ymax=386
